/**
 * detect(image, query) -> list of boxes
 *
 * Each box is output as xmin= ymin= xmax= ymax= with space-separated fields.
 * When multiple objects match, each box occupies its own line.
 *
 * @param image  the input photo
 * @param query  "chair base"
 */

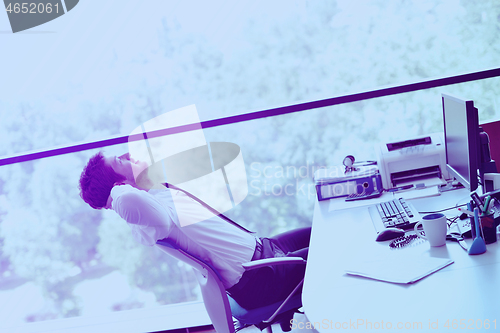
xmin=235 ymin=308 xmax=299 ymax=332
xmin=255 ymin=309 xmax=297 ymax=332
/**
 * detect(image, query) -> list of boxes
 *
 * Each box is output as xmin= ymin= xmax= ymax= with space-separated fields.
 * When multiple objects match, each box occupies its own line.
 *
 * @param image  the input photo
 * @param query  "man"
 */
xmin=79 ymin=151 xmax=310 ymax=309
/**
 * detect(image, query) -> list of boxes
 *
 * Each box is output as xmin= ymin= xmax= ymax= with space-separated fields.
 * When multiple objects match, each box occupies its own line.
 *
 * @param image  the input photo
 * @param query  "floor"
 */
xmin=163 ymin=311 xmax=318 ymax=333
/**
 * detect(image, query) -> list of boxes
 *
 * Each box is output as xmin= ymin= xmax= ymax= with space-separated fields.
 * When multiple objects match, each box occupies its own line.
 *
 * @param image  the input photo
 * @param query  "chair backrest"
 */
xmin=156 ymin=239 xmax=235 ymax=333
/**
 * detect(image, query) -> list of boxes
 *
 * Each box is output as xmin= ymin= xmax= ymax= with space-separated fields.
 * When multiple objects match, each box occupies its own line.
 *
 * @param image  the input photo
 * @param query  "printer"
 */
xmin=376 ymin=133 xmax=450 ymax=190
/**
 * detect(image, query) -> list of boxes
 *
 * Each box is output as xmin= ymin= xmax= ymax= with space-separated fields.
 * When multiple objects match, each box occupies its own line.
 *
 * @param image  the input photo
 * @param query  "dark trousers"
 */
xmin=227 ymin=227 xmax=311 ymax=309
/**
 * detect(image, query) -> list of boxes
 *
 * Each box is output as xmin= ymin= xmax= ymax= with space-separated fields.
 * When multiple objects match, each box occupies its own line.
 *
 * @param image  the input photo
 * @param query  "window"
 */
xmin=1 ymin=0 xmax=499 ymax=329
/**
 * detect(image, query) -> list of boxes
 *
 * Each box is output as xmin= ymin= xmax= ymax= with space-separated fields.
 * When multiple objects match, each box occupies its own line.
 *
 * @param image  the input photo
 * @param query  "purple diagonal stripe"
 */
xmin=1 ymin=67 xmax=500 ymax=166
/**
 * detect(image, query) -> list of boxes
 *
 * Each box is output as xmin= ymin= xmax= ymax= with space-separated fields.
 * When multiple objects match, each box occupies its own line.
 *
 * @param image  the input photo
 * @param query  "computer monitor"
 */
xmin=442 ymin=93 xmax=480 ymax=192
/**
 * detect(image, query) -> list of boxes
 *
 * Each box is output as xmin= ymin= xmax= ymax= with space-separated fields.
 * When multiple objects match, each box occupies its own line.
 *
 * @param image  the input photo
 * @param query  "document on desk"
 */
xmin=397 ymin=176 xmax=445 ymax=189
xmin=327 ymin=185 xmax=440 ymax=212
xmin=345 ymin=251 xmax=454 ymax=284
xmin=398 ymin=185 xmax=440 ymax=201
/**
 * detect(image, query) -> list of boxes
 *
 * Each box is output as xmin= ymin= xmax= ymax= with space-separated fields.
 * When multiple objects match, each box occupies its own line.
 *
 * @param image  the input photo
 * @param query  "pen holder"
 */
xmin=471 ymin=213 xmax=498 ymax=244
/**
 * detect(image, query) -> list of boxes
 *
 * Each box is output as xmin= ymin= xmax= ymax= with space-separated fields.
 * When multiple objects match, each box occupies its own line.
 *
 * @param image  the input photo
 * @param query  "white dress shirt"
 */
xmin=110 ymin=184 xmax=256 ymax=288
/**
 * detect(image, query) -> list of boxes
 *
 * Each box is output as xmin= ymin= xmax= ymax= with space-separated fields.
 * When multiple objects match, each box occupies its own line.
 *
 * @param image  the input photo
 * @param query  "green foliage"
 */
xmin=97 ymin=211 xmax=198 ymax=304
xmin=97 ymin=212 xmax=143 ymax=276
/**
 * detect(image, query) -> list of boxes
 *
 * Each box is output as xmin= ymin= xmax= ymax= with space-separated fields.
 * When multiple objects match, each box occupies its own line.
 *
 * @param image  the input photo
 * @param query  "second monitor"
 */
xmin=442 ymin=93 xmax=480 ymax=193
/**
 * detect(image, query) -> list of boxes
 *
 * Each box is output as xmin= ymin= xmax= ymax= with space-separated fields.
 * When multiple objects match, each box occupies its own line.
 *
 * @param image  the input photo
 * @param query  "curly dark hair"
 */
xmin=78 ymin=151 xmax=126 ymax=209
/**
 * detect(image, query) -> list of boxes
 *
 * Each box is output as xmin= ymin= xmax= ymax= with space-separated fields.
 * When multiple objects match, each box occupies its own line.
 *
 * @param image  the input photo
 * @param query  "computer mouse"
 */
xmin=376 ymin=228 xmax=405 ymax=242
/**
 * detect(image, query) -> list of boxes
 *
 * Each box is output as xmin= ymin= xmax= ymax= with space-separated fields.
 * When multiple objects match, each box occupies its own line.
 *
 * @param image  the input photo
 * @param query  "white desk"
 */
xmin=302 ymin=188 xmax=500 ymax=331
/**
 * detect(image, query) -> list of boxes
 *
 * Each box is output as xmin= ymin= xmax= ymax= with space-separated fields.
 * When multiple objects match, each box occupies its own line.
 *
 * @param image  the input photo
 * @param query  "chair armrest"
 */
xmin=242 ymin=257 xmax=307 ymax=271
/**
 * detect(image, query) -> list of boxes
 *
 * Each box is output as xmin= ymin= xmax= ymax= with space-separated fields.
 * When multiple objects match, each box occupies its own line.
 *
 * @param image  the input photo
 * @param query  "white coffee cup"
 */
xmin=414 ymin=213 xmax=447 ymax=247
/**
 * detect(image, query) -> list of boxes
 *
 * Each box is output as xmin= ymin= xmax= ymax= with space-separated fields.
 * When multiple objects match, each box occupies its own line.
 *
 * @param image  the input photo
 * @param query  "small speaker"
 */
xmin=485 ymin=173 xmax=500 ymax=192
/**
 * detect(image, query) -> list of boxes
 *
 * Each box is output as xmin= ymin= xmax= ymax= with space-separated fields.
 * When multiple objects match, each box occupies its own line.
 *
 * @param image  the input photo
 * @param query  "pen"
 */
xmin=487 ymin=198 xmax=495 ymax=213
xmin=470 ymin=192 xmax=484 ymax=214
xmin=458 ymin=207 xmax=474 ymax=217
xmin=482 ymin=195 xmax=492 ymax=216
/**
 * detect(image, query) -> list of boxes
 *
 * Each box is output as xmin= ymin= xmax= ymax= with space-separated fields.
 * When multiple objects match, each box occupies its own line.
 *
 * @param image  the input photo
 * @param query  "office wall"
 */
xmin=481 ymin=120 xmax=500 ymax=173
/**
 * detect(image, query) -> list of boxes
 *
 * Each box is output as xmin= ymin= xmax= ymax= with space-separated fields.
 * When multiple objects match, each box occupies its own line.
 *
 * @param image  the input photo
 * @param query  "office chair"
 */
xmin=156 ymin=239 xmax=306 ymax=333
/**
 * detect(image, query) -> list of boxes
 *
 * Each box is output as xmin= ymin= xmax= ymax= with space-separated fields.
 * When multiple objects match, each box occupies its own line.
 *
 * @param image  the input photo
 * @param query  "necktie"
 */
xmin=162 ymin=182 xmax=255 ymax=234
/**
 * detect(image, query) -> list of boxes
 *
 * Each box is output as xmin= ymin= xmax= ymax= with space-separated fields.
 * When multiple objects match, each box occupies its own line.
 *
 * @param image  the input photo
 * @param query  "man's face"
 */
xmin=104 ymin=152 xmax=148 ymax=183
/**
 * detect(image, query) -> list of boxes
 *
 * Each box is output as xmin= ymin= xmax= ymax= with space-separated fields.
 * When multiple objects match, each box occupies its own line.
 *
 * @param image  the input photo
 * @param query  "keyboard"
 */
xmin=368 ymin=197 xmax=421 ymax=233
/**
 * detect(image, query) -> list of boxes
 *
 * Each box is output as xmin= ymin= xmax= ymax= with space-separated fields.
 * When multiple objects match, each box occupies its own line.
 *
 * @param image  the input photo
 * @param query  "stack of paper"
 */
xmin=345 ymin=252 xmax=454 ymax=284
